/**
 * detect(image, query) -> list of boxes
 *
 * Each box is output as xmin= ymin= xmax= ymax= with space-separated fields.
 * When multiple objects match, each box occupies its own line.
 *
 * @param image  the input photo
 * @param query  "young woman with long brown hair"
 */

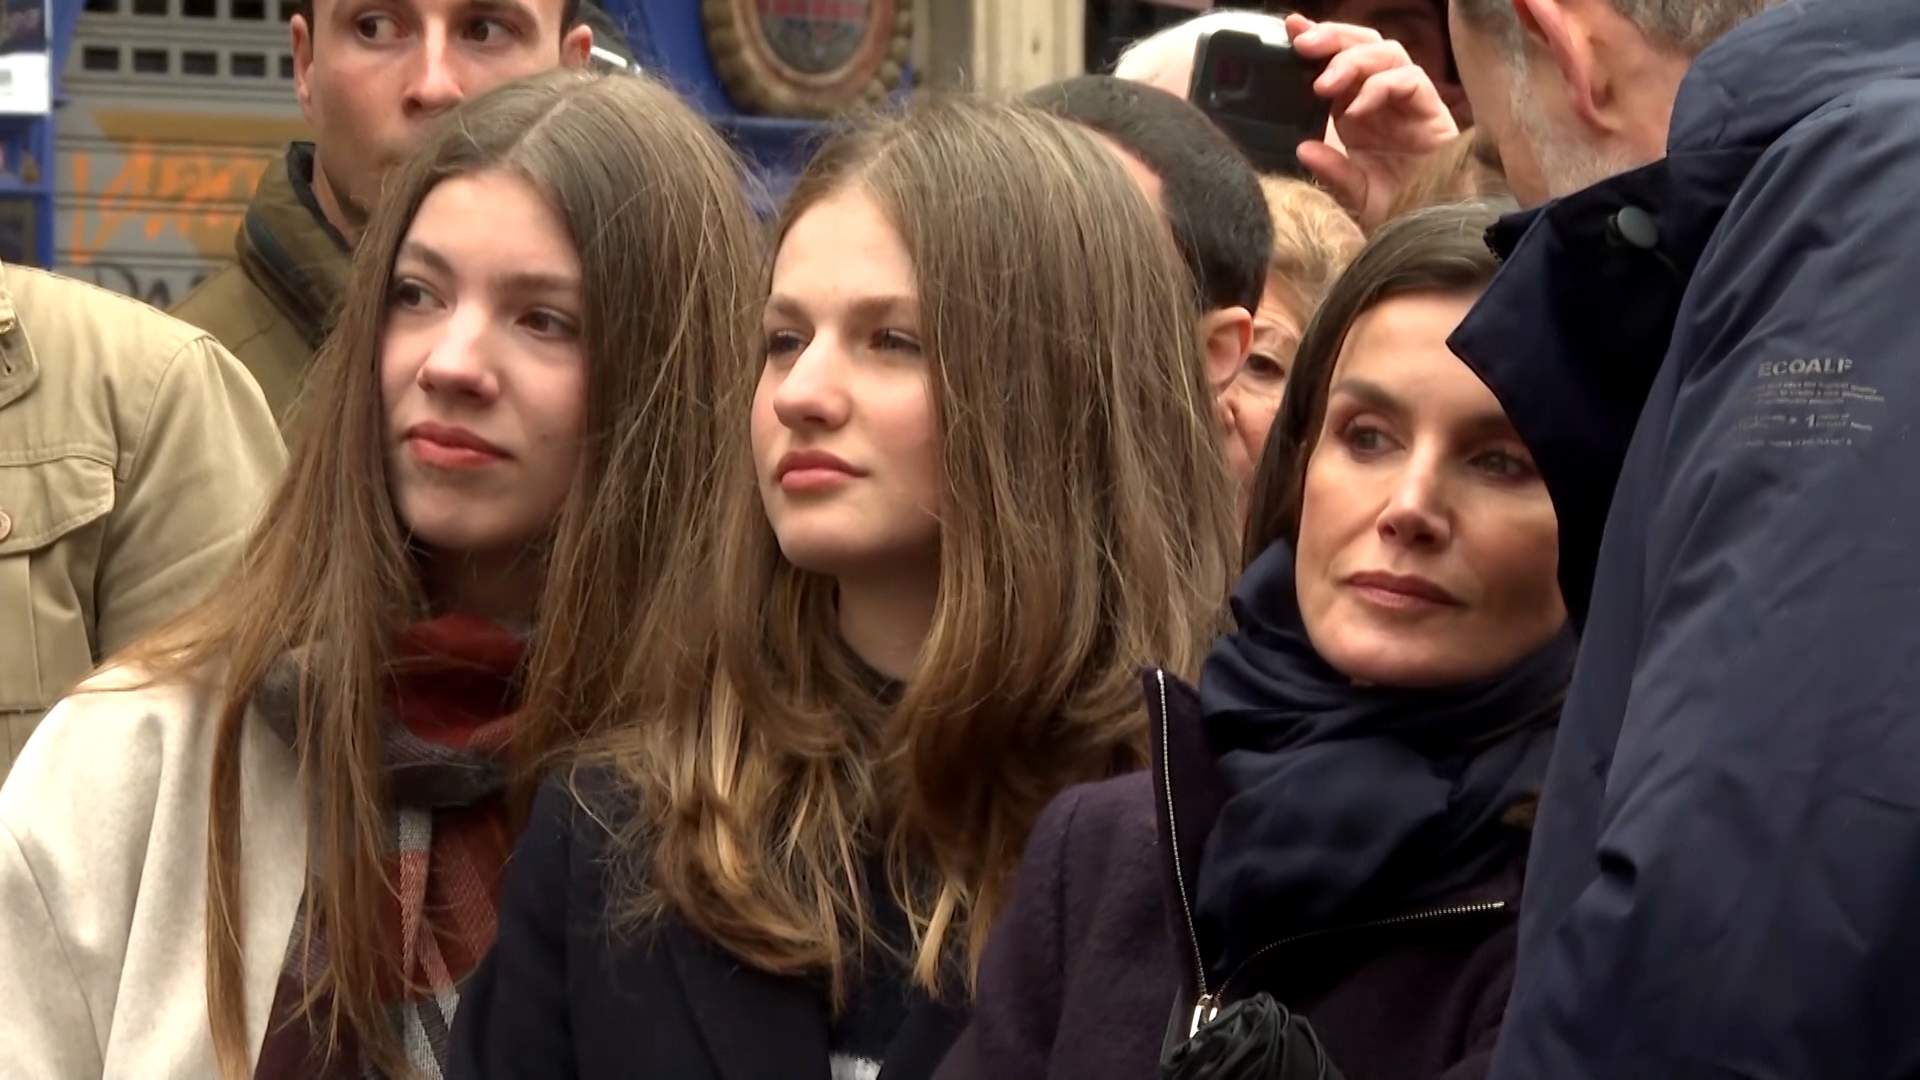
xmin=451 ymin=96 xmax=1241 ymax=1080
xmin=0 ymin=70 xmax=760 ymax=1078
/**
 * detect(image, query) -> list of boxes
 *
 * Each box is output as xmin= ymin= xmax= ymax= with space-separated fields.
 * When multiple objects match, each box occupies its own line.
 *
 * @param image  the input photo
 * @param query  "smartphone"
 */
xmin=1187 ymin=29 xmax=1330 ymax=179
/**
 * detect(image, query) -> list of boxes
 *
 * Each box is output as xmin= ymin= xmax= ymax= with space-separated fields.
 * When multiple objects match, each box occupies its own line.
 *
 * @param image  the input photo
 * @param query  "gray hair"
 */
xmin=1113 ymin=9 xmax=1291 ymax=97
xmin=1454 ymin=0 xmax=1774 ymax=56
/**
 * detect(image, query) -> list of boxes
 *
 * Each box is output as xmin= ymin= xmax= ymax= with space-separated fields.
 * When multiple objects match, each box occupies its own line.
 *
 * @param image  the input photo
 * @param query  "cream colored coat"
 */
xmin=0 ymin=666 xmax=306 ymax=1075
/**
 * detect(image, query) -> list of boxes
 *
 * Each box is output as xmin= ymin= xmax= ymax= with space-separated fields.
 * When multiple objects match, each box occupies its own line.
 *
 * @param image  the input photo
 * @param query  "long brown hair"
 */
xmin=1245 ymin=199 xmax=1511 ymax=563
xmin=118 ymin=69 xmax=760 ymax=1076
xmin=594 ymin=96 xmax=1238 ymax=1002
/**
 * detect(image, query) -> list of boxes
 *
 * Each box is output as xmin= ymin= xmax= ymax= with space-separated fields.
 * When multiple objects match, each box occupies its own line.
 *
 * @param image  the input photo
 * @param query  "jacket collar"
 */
xmin=1448 ymin=161 xmax=1701 ymax=628
xmin=238 ymin=142 xmax=351 ymax=349
xmin=0 ymin=270 xmax=35 ymax=412
xmin=1453 ymin=120 xmax=1777 ymax=627
xmin=1448 ymin=0 xmax=1920 ymax=627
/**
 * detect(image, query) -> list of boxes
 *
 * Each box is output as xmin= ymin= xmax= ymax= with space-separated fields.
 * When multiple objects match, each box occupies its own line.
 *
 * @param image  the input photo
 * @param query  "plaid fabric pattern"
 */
xmin=252 ymin=615 xmax=526 ymax=1079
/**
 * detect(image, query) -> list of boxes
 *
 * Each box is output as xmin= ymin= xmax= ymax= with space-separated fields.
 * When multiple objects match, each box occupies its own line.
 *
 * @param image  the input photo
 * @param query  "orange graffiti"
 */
xmin=66 ymin=146 xmax=267 ymax=264
xmin=63 ymin=108 xmax=312 ymax=266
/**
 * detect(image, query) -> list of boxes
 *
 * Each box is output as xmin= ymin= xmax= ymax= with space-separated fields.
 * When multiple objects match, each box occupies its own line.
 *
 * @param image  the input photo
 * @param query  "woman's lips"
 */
xmin=1345 ymin=570 xmax=1462 ymax=611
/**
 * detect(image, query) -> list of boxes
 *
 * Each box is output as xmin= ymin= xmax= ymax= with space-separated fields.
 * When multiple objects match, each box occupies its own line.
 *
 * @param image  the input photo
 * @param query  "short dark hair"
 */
xmin=1244 ymin=199 xmax=1511 ymax=563
xmin=1027 ymin=75 xmax=1272 ymax=314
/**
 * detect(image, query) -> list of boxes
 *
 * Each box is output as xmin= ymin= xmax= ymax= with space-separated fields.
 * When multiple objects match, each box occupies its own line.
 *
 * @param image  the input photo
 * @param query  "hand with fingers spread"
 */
xmin=1285 ymin=13 xmax=1459 ymax=231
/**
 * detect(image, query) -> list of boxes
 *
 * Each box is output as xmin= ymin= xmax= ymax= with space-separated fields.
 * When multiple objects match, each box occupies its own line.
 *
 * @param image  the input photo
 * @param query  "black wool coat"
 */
xmin=450 ymin=775 xmax=969 ymax=1080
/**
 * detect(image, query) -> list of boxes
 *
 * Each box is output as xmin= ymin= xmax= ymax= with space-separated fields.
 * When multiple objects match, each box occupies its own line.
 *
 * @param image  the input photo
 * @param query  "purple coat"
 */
xmin=937 ymin=670 xmax=1524 ymax=1080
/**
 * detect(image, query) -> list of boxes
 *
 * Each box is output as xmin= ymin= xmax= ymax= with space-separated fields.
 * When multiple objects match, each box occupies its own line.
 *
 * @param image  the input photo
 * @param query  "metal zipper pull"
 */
xmin=1188 ymin=993 xmax=1221 ymax=1038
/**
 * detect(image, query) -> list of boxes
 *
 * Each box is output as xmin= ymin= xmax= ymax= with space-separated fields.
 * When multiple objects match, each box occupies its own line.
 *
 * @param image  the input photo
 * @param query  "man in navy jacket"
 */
xmin=1424 ymin=0 xmax=1920 ymax=1074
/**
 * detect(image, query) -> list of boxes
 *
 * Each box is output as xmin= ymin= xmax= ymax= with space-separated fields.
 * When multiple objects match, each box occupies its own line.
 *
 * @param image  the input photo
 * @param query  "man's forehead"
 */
xmin=313 ymin=0 xmax=557 ymax=21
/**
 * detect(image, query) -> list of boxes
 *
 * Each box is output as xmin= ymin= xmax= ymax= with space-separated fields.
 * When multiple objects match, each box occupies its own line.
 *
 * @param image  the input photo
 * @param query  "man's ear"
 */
xmin=1511 ymin=0 xmax=1611 ymax=134
xmin=291 ymin=13 xmax=316 ymax=123
xmin=561 ymin=23 xmax=594 ymax=67
xmin=1199 ymin=306 xmax=1255 ymax=395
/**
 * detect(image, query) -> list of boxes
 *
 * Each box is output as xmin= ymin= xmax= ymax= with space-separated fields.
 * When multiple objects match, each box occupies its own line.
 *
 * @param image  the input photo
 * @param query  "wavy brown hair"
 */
xmin=592 ymin=96 xmax=1239 ymax=1002
xmin=116 ymin=69 xmax=760 ymax=1076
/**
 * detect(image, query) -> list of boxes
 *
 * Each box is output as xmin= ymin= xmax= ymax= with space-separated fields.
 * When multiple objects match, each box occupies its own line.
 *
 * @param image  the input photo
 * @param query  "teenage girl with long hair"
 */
xmin=0 ymin=70 xmax=761 ymax=1078
xmin=453 ymin=96 xmax=1242 ymax=1079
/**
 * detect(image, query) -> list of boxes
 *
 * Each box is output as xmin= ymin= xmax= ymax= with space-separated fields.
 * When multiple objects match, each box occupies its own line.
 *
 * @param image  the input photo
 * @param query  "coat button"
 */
xmin=1607 ymin=206 xmax=1661 ymax=251
xmin=0 ymin=510 xmax=10 ymax=543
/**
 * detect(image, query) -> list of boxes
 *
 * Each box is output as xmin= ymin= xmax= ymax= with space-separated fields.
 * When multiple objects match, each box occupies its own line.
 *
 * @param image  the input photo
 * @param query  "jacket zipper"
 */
xmin=1155 ymin=668 xmax=1216 ymax=1037
xmin=1156 ymin=671 xmax=1513 ymax=1037
xmin=1200 ymin=898 xmax=1511 ymax=1031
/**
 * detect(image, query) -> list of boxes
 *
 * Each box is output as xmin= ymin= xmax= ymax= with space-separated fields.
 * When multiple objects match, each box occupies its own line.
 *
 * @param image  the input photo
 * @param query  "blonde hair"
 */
xmin=1258 ymin=175 xmax=1364 ymax=323
xmin=118 ymin=69 xmax=761 ymax=1077
xmin=1382 ymin=130 xmax=1512 ymax=224
xmin=594 ymin=96 xmax=1238 ymax=1004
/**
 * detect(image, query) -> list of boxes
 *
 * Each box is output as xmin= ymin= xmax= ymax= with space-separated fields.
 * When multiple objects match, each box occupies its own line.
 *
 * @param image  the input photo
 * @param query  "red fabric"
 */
xmin=386 ymin=613 xmax=526 ymax=989
xmin=256 ymin=613 xmax=528 ymax=1079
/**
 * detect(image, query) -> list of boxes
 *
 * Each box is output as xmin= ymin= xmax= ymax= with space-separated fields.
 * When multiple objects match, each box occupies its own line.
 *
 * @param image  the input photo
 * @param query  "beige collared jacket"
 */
xmin=0 ymin=263 xmax=285 ymax=778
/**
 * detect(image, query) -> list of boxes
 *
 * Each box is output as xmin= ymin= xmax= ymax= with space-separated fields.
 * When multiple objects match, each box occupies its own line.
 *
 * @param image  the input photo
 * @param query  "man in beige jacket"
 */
xmin=0 ymin=264 xmax=284 ymax=779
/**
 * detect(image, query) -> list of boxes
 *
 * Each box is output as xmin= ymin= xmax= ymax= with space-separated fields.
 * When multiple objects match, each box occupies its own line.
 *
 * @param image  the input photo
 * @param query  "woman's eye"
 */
xmin=1340 ymin=419 xmax=1395 ymax=454
xmin=1245 ymin=353 xmax=1287 ymax=382
xmin=764 ymin=329 xmax=807 ymax=358
xmin=1472 ymin=449 xmax=1536 ymax=480
xmin=389 ymin=279 xmax=434 ymax=310
xmin=522 ymin=309 xmax=578 ymax=338
xmin=874 ymin=329 xmax=923 ymax=354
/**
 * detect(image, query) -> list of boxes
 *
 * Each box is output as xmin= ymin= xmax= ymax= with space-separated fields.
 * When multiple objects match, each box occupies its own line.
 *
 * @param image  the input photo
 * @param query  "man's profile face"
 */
xmin=291 ymin=0 xmax=591 ymax=233
xmin=1446 ymin=6 xmax=1551 ymax=205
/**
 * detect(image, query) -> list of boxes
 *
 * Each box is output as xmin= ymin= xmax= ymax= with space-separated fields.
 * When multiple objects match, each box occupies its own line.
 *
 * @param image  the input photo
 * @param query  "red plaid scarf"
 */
xmin=253 ymin=614 xmax=527 ymax=1079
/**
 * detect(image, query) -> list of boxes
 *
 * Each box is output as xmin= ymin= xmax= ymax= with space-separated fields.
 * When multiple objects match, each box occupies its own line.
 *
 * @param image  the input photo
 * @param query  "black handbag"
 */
xmin=1159 ymin=993 xmax=1348 ymax=1080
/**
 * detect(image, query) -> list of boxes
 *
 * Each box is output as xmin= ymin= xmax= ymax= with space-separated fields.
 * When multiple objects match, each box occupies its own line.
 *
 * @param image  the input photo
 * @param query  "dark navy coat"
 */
xmin=1450 ymin=1 xmax=1920 ymax=1075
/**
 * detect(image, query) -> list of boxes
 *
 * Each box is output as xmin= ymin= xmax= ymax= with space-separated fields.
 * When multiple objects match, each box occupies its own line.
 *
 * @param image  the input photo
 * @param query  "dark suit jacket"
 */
xmin=449 ymin=776 xmax=969 ymax=1079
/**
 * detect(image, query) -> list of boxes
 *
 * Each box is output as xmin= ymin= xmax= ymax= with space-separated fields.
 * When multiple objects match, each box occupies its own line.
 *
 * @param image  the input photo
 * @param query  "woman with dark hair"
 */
xmin=938 ymin=200 xmax=1573 ymax=1080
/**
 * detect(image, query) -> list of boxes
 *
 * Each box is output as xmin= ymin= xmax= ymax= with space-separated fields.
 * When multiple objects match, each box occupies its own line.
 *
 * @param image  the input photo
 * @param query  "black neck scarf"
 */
xmin=1191 ymin=541 xmax=1576 ymax=983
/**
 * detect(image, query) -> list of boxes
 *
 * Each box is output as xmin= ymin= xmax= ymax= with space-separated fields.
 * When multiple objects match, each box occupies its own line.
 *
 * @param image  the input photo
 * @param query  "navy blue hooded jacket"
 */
xmin=1449 ymin=2 xmax=1920 ymax=1076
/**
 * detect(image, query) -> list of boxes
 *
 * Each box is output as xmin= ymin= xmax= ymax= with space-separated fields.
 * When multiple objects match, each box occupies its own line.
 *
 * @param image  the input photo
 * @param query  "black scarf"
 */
xmin=1191 ymin=541 xmax=1575 ymax=984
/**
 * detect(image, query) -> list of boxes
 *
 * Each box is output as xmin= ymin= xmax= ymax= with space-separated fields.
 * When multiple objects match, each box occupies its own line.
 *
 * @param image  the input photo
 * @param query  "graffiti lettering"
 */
xmin=66 ymin=147 xmax=264 ymax=265
xmin=77 ymin=262 xmax=209 ymax=310
xmin=60 ymin=108 xmax=311 ymax=277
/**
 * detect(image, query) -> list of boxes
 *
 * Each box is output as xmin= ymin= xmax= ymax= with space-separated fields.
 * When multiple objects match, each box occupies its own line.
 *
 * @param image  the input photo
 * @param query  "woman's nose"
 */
xmin=770 ymin=338 xmax=853 ymax=430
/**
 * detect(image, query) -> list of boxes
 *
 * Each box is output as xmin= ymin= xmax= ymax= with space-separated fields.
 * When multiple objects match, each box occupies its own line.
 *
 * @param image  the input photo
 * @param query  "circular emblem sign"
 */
xmin=705 ymin=0 xmax=911 ymax=117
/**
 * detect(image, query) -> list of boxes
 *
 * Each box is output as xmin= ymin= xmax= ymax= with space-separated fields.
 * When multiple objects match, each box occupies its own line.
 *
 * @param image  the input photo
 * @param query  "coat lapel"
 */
xmin=667 ymin=924 xmax=833 ymax=1080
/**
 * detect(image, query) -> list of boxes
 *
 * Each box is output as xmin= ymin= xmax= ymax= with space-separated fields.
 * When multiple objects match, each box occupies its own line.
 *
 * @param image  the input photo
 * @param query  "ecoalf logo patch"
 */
xmin=1758 ymin=356 xmax=1853 ymax=377
xmin=1735 ymin=355 xmax=1884 ymax=451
